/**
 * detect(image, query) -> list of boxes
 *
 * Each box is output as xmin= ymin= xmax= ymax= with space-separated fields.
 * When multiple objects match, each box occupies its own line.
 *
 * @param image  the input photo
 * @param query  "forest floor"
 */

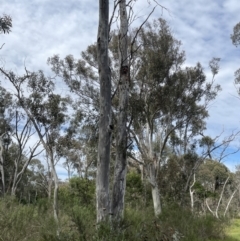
xmin=224 ymin=219 xmax=240 ymax=241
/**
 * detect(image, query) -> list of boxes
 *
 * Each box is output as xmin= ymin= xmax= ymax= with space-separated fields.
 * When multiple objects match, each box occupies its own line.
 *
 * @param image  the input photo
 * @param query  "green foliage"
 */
xmin=197 ymin=159 xmax=230 ymax=193
xmin=0 ymin=197 xmax=58 ymax=241
xmin=0 ymin=191 xmax=232 ymax=241
xmin=59 ymin=177 xmax=95 ymax=208
xmin=0 ymin=15 xmax=12 ymax=34
xmin=157 ymin=204 xmax=226 ymax=241
xmin=93 ymin=204 xmax=227 ymax=241
xmin=126 ymin=171 xmax=143 ymax=193
xmin=125 ymin=171 xmax=149 ymax=209
xmin=231 ymin=22 xmax=240 ymax=47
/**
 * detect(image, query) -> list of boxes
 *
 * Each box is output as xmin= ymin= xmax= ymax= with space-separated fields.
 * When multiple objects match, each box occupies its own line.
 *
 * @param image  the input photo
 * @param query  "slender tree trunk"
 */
xmin=111 ymin=0 xmax=129 ymax=221
xmin=206 ymin=198 xmax=215 ymax=216
xmin=224 ymin=187 xmax=239 ymax=217
xmin=0 ymin=137 xmax=5 ymax=196
xmin=0 ymin=158 xmax=5 ymax=196
xmin=46 ymin=151 xmax=59 ymax=235
xmin=190 ymin=173 xmax=196 ymax=213
xmin=48 ymin=172 xmax=53 ymax=200
xmin=215 ymin=176 xmax=229 ymax=219
xmin=47 ymin=159 xmax=53 ymax=200
xmin=96 ymin=0 xmax=111 ymax=222
xmin=50 ymin=156 xmax=59 ymax=234
xmin=11 ymin=161 xmax=19 ymax=196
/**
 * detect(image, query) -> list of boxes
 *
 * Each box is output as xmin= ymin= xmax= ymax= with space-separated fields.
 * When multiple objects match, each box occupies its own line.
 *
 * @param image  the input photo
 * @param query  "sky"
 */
xmin=1 ymin=0 xmax=240 ymax=179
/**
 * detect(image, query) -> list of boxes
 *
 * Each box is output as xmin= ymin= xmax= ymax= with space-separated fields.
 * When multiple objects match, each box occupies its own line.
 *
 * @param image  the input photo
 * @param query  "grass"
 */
xmin=224 ymin=219 xmax=240 ymax=241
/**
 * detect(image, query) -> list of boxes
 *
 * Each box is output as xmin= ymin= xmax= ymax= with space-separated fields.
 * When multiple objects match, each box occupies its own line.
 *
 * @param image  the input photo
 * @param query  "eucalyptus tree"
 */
xmin=128 ymin=19 xmax=221 ymax=216
xmin=0 ymin=68 xmax=69 ymax=232
xmin=48 ymin=18 xmax=221 ymax=216
xmin=0 ymin=86 xmax=44 ymax=197
xmin=9 ymin=113 xmax=42 ymax=196
xmin=0 ymin=86 xmax=12 ymax=196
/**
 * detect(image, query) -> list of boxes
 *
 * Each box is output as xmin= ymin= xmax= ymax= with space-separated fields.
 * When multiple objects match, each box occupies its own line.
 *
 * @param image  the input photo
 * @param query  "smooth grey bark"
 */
xmin=111 ymin=0 xmax=129 ymax=220
xmin=96 ymin=0 xmax=111 ymax=222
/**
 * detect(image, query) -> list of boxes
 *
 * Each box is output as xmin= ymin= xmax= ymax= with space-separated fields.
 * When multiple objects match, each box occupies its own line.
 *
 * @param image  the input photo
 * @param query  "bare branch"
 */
xmin=109 ymin=0 xmax=120 ymax=36
xmin=130 ymin=6 xmax=156 ymax=59
xmin=0 ymin=43 xmax=5 ymax=50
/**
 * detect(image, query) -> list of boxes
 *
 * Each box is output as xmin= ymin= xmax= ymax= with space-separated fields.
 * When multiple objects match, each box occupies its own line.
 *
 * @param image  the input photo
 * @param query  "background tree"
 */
xmin=231 ymin=22 xmax=240 ymax=95
xmin=0 ymin=86 xmax=12 ymax=196
xmin=9 ymin=112 xmax=42 ymax=196
xmin=0 ymin=68 xmax=69 ymax=233
xmin=128 ymin=19 xmax=221 ymax=216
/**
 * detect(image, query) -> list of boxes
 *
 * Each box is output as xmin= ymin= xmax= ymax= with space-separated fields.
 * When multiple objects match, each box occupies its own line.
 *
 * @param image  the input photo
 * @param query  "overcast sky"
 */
xmin=1 ymin=0 xmax=240 ymax=178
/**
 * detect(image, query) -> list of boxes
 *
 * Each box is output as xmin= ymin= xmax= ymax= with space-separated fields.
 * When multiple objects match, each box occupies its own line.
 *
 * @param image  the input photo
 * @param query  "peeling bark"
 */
xmin=111 ymin=0 xmax=129 ymax=221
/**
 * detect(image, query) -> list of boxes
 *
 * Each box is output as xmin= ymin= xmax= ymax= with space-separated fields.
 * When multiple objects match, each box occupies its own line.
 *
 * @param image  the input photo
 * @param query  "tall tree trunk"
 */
xmin=111 ymin=0 xmax=129 ymax=221
xmin=96 ymin=0 xmax=111 ymax=222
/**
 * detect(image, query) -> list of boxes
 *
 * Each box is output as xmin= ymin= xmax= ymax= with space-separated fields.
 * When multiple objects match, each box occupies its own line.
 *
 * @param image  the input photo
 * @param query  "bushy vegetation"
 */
xmin=0 ymin=176 xmax=233 ymax=241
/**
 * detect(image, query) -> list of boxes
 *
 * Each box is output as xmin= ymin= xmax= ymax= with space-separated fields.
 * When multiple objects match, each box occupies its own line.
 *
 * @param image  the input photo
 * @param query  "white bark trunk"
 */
xmin=206 ymin=198 xmax=215 ymax=216
xmin=189 ymin=173 xmax=196 ymax=213
xmin=224 ymin=184 xmax=240 ymax=217
xmin=152 ymin=183 xmax=161 ymax=216
xmin=224 ymin=189 xmax=237 ymax=217
xmin=148 ymin=163 xmax=161 ymax=216
xmin=50 ymin=156 xmax=59 ymax=234
xmin=111 ymin=0 xmax=129 ymax=221
xmin=96 ymin=0 xmax=111 ymax=222
xmin=215 ymin=176 xmax=229 ymax=219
